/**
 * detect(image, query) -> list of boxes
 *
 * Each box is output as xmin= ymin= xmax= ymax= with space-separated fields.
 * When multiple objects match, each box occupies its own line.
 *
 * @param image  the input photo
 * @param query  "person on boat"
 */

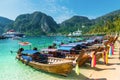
xmin=58 ymin=42 xmax=64 ymax=47
xmin=17 ymin=48 xmax=24 ymax=57
xmin=48 ymin=45 xmax=52 ymax=49
xmin=32 ymin=52 xmax=48 ymax=64
xmin=52 ymin=43 xmax=57 ymax=48
xmin=33 ymin=47 xmax=38 ymax=51
xmin=47 ymin=46 xmax=55 ymax=56
xmin=38 ymin=53 xmax=48 ymax=63
xmin=61 ymin=42 xmax=64 ymax=45
xmin=32 ymin=52 xmax=40 ymax=62
xmin=56 ymin=51 xmax=65 ymax=58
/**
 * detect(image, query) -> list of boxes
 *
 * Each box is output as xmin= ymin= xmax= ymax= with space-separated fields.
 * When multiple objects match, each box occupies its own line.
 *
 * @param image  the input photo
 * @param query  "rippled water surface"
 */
xmin=0 ymin=36 xmax=84 ymax=80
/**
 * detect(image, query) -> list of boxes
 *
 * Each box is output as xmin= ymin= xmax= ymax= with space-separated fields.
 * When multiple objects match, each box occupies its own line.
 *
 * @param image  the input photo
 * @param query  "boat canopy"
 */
xmin=61 ymin=41 xmax=85 ymax=47
xmin=19 ymin=42 xmax=31 ymax=46
xmin=57 ymin=46 xmax=73 ymax=51
xmin=86 ymin=39 xmax=95 ymax=43
xmin=61 ymin=44 xmax=77 ymax=47
xmin=41 ymin=48 xmax=57 ymax=52
xmin=22 ymin=50 xmax=38 ymax=55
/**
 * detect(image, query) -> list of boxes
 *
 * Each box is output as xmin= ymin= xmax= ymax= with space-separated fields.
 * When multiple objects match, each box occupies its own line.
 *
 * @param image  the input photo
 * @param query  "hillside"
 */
xmin=58 ymin=9 xmax=120 ymax=35
xmin=89 ymin=9 xmax=120 ymax=34
xmin=12 ymin=11 xmax=59 ymax=36
xmin=1 ymin=9 xmax=120 ymax=36
xmin=59 ymin=16 xmax=94 ymax=34
xmin=0 ymin=16 xmax=13 ymax=34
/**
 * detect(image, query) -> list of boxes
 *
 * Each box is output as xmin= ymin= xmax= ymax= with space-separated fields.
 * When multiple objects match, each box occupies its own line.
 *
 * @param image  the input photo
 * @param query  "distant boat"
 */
xmin=68 ymin=29 xmax=82 ymax=37
xmin=0 ymin=35 xmax=7 ymax=39
xmin=2 ymin=29 xmax=25 ymax=38
xmin=12 ymin=36 xmax=22 ymax=40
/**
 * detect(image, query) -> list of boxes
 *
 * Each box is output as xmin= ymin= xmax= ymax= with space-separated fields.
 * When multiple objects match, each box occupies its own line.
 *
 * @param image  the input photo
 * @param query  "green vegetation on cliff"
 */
xmin=0 ymin=9 xmax=120 ymax=36
xmin=0 ymin=16 xmax=13 ymax=34
xmin=13 ymin=11 xmax=59 ymax=36
xmin=59 ymin=16 xmax=94 ymax=34
xmin=88 ymin=9 xmax=120 ymax=34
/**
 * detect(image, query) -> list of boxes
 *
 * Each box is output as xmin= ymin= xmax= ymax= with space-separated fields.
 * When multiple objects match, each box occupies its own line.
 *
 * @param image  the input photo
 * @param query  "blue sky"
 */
xmin=0 ymin=0 xmax=120 ymax=23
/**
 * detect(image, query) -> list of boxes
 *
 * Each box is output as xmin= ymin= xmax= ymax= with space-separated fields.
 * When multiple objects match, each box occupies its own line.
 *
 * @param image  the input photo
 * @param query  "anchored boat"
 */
xmin=16 ymin=49 xmax=73 ymax=76
xmin=2 ymin=29 xmax=25 ymax=38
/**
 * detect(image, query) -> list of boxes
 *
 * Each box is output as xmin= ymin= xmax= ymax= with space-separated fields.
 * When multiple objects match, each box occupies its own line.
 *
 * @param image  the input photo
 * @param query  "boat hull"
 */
xmin=16 ymin=56 xmax=73 ymax=76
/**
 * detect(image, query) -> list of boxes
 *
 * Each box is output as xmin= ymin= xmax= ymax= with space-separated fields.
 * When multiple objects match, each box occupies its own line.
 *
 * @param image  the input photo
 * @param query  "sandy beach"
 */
xmin=78 ymin=37 xmax=120 ymax=80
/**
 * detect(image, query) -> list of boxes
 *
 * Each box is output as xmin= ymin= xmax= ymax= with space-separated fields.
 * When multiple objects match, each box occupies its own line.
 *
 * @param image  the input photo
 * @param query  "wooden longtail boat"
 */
xmin=16 ymin=55 xmax=73 ymax=76
xmin=39 ymin=36 xmax=110 ymax=67
xmin=17 ymin=42 xmax=74 ymax=76
xmin=76 ymin=50 xmax=91 ymax=67
xmin=54 ymin=35 xmax=118 ymax=67
xmin=75 ymin=46 xmax=105 ymax=67
xmin=103 ymin=35 xmax=118 ymax=46
xmin=112 ymin=35 xmax=118 ymax=44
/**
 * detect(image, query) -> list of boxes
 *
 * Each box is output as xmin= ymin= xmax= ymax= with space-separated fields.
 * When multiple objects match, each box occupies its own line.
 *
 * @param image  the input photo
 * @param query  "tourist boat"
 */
xmin=0 ymin=35 xmax=7 ymax=39
xmin=16 ymin=50 xmax=73 ymax=76
xmin=12 ymin=36 xmax=22 ymax=40
xmin=40 ymin=44 xmax=103 ymax=67
xmin=68 ymin=29 xmax=82 ymax=37
xmin=41 ymin=37 xmax=104 ymax=61
xmin=2 ymin=29 xmax=25 ymax=38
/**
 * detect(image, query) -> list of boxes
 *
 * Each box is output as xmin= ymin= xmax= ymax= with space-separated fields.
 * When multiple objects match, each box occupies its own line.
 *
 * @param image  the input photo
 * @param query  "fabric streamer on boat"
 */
xmin=103 ymin=50 xmax=108 ymax=64
xmin=75 ymin=64 xmax=80 ymax=75
xmin=106 ymin=51 xmax=108 ymax=64
xmin=91 ymin=54 xmax=96 ymax=67
xmin=112 ymin=44 xmax=114 ymax=55
xmin=102 ymin=51 xmax=105 ymax=63
xmin=109 ymin=45 xmax=112 ymax=56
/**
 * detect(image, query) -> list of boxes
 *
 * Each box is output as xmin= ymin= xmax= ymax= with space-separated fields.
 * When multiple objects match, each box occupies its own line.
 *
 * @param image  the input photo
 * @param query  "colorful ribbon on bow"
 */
xmin=111 ymin=44 xmax=114 ymax=55
xmin=75 ymin=64 xmax=80 ymax=75
xmin=109 ymin=46 xmax=112 ymax=56
xmin=91 ymin=53 xmax=96 ymax=67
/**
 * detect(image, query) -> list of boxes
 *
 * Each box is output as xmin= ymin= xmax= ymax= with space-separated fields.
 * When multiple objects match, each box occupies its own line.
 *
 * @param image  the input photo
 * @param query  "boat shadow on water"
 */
xmin=19 ymin=61 xmax=89 ymax=80
xmin=32 ymin=68 xmax=89 ymax=80
xmin=16 ymin=59 xmax=107 ymax=80
xmin=16 ymin=58 xmax=88 ymax=79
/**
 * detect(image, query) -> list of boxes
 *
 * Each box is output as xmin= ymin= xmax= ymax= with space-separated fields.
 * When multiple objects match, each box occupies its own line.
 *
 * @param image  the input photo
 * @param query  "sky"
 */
xmin=0 ymin=0 xmax=120 ymax=23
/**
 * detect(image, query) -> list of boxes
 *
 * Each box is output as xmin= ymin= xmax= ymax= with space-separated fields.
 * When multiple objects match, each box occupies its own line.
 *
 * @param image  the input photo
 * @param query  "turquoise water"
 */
xmin=0 ymin=36 xmax=83 ymax=80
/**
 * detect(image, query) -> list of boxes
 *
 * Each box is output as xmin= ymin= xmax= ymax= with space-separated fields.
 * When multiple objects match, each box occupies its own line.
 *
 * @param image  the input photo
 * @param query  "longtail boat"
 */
xmin=75 ymin=50 xmax=91 ymax=67
xmin=40 ymin=42 xmax=104 ymax=66
xmin=16 ymin=50 xmax=73 ymax=76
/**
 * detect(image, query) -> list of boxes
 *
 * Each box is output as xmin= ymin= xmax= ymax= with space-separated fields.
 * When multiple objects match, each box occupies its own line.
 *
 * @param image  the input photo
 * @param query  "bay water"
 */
xmin=0 ymin=36 xmax=84 ymax=80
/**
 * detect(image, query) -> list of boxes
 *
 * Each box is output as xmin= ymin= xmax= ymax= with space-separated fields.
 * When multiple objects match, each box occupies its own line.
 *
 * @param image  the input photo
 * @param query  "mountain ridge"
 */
xmin=0 ymin=9 xmax=120 ymax=35
xmin=12 ymin=11 xmax=59 ymax=36
xmin=0 ymin=16 xmax=13 ymax=34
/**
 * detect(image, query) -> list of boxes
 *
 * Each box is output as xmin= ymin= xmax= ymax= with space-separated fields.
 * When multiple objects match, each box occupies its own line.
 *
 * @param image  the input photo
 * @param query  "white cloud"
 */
xmin=41 ymin=0 xmax=76 ymax=23
xmin=55 ymin=7 xmax=76 ymax=23
xmin=0 ymin=0 xmax=76 ymax=23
